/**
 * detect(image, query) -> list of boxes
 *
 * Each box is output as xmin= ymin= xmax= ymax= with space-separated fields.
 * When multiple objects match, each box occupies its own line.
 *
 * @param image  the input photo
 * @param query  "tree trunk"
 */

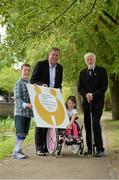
xmin=8 ymin=93 xmax=11 ymax=102
xmin=110 ymin=74 xmax=119 ymax=120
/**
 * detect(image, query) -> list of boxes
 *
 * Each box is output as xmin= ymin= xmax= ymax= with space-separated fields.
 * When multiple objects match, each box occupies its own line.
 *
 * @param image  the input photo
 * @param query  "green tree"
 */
xmin=0 ymin=0 xmax=119 ymax=119
xmin=0 ymin=67 xmax=19 ymax=100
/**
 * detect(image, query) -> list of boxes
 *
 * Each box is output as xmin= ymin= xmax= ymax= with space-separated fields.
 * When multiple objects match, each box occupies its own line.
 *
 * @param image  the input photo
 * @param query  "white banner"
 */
xmin=27 ymin=84 xmax=69 ymax=128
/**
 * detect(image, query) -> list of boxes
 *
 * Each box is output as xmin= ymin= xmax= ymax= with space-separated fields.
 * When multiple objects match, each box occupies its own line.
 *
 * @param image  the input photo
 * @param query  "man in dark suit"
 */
xmin=31 ymin=47 xmax=63 ymax=156
xmin=78 ymin=52 xmax=108 ymax=157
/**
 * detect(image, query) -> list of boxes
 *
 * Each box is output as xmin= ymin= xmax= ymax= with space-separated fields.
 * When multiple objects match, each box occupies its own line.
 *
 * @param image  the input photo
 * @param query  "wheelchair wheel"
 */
xmin=55 ymin=149 xmax=62 ymax=158
xmin=71 ymin=144 xmax=80 ymax=154
xmin=46 ymin=128 xmax=58 ymax=154
xmin=78 ymin=149 xmax=84 ymax=157
xmin=78 ymin=150 xmax=84 ymax=157
xmin=78 ymin=141 xmax=84 ymax=157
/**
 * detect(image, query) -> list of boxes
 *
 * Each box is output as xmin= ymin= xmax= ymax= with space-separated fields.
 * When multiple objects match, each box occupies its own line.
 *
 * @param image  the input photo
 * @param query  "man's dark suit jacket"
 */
xmin=78 ymin=66 xmax=108 ymax=110
xmin=31 ymin=60 xmax=63 ymax=88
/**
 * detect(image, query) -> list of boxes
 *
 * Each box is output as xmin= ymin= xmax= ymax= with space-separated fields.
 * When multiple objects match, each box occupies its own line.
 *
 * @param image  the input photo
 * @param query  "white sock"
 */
xmin=14 ymin=139 xmax=24 ymax=153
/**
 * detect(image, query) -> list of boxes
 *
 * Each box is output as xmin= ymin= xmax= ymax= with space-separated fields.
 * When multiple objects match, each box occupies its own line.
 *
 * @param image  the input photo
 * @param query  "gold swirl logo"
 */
xmin=34 ymin=86 xmax=65 ymax=126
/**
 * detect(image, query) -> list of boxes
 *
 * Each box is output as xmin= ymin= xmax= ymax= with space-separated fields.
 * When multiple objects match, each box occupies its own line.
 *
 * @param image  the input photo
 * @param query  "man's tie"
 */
xmin=88 ymin=69 xmax=93 ymax=77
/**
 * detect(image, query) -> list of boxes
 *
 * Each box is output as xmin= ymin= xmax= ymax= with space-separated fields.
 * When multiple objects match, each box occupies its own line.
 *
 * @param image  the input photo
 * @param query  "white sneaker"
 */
xmin=36 ymin=151 xmax=46 ymax=156
xmin=76 ymin=138 xmax=81 ymax=143
xmin=19 ymin=149 xmax=28 ymax=157
xmin=13 ymin=150 xmax=27 ymax=159
xmin=67 ymin=135 xmax=73 ymax=142
xmin=73 ymin=136 xmax=81 ymax=143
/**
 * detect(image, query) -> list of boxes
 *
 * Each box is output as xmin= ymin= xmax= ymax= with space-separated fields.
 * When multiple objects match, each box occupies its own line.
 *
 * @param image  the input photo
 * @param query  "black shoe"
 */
xmin=101 ymin=148 xmax=105 ymax=153
xmin=36 ymin=151 xmax=46 ymax=156
xmin=84 ymin=150 xmax=92 ymax=155
xmin=94 ymin=151 xmax=103 ymax=157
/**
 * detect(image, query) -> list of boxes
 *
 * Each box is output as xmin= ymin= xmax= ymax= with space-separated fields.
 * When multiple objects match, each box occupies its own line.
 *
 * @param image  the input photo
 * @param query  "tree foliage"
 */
xmin=0 ymin=0 xmax=119 ymax=99
xmin=0 ymin=66 xmax=19 ymax=94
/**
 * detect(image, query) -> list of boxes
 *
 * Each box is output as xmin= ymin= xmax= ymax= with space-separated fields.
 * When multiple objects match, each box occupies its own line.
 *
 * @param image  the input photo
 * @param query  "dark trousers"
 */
xmin=35 ymin=127 xmax=47 ymax=152
xmin=83 ymin=103 xmax=104 ymax=152
xmin=15 ymin=115 xmax=31 ymax=136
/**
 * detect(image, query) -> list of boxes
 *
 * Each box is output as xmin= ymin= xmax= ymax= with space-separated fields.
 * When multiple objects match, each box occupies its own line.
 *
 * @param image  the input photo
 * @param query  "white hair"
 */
xmin=84 ymin=52 xmax=96 ymax=61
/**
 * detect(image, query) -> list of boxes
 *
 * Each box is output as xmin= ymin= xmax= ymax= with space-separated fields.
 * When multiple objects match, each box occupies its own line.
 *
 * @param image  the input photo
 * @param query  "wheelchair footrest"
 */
xmin=65 ymin=139 xmax=78 ymax=145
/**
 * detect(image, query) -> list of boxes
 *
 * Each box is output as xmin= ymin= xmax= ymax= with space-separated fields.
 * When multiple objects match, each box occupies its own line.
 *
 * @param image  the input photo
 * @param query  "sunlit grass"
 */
xmin=0 ymin=117 xmax=35 ymax=160
xmin=105 ymin=119 xmax=119 ymax=150
xmin=0 ymin=129 xmax=34 ymax=160
xmin=0 ymin=116 xmax=15 ymax=132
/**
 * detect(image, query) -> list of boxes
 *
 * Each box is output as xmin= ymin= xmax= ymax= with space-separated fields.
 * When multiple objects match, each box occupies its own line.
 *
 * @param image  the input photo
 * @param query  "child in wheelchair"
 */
xmin=46 ymin=96 xmax=84 ymax=157
xmin=57 ymin=96 xmax=80 ymax=144
xmin=65 ymin=96 xmax=80 ymax=143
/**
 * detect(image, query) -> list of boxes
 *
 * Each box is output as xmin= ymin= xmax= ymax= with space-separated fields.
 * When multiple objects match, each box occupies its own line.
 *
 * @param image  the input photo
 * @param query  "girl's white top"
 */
xmin=67 ymin=108 xmax=77 ymax=119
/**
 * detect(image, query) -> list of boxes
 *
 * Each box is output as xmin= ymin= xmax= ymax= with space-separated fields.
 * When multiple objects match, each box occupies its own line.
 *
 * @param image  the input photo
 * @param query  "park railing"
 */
xmin=0 ymin=102 xmax=14 ymax=118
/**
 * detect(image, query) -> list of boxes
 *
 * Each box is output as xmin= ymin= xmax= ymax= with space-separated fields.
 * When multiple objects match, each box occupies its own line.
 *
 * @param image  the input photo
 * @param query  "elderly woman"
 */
xmin=78 ymin=52 xmax=108 ymax=157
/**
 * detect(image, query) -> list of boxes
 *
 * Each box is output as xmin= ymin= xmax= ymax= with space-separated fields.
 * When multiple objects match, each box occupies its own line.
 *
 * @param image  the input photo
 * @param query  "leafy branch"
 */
xmin=26 ymin=0 xmax=78 ymax=39
xmin=78 ymin=0 xmax=97 ymax=22
xmin=24 ymin=0 xmax=97 ymax=41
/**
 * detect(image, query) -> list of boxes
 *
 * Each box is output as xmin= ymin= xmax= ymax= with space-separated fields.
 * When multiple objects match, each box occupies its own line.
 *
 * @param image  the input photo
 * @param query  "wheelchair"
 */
xmin=46 ymin=125 xmax=84 ymax=158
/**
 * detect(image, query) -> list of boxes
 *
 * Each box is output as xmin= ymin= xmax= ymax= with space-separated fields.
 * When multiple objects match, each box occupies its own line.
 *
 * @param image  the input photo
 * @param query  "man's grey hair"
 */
xmin=84 ymin=52 xmax=96 ymax=61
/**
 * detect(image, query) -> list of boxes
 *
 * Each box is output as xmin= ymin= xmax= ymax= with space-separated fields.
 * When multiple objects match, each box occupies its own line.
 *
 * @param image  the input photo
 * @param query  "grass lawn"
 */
xmin=105 ymin=119 xmax=119 ymax=150
xmin=0 ymin=129 xmax=34 ymax=160
xmin=105 ymin=118 xmax=119 ymax=178
xmin=0 ymin=117 xmax=35 ymax=160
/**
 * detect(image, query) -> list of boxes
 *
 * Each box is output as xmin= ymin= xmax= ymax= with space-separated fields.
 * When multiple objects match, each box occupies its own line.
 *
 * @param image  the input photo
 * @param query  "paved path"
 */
xmin=0 ymin=112 xmax=117 ymax=179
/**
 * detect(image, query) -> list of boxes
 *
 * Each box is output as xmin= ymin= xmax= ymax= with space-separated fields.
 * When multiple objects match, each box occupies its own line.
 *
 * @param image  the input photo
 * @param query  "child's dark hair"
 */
xmin=66 ymin=96 xmax=77 ymax=109
xmin=21 ymin=63 xmax=31 ymax=70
